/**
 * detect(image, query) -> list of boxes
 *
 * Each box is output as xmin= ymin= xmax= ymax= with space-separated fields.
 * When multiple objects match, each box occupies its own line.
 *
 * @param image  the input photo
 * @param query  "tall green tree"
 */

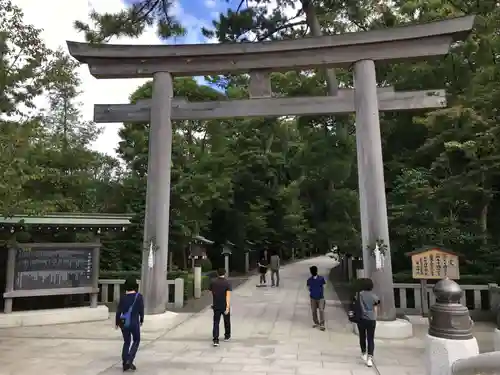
xmin=74 ymin=0 xmax=185 ymax=43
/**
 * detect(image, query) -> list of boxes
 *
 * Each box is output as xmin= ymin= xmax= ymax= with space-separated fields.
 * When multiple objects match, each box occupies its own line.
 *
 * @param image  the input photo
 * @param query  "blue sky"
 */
xmin=123 ymin=0 xmax=242 ymax=45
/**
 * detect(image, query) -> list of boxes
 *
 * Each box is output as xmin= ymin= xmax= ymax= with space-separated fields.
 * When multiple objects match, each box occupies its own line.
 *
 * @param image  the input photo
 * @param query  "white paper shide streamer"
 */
xmin=148 ymin=240 xmax=154 ymax=269
xmin=374 ymin=243 xmax=383 ymax=270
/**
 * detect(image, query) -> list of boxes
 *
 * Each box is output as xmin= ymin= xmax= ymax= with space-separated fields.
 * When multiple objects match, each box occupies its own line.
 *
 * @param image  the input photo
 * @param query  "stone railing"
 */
xmin=451 ymin=352 xmax=500 ymax=375
xmin=98 ymin=278 xmax=184 ymax=309
xmin=394 ymin=282 xmax=499 ymax=320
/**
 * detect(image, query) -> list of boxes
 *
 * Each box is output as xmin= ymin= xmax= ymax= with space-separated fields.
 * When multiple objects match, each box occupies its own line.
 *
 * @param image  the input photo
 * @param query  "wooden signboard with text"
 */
xmin=410 ymin=247 xmax=460 ymax=280
xmin=406 ymin=247 xmax=460 ymax=317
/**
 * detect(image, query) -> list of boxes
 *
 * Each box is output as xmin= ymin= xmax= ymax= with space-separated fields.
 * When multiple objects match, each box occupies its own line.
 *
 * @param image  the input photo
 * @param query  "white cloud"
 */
xmin=16 ymin=0 xmax=210 ymax=158
xmin=171 ymin=1 xmax=211 ymax=44
xmin=16 ymin=0 xmax=159 ymax=158
xmin=204 ymin=0 xmax=217 ymax=9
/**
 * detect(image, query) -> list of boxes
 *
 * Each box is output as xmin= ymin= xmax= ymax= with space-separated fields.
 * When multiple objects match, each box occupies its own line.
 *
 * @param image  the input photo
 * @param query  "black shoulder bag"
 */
xmin=348 ymin=292 xmax=362 ymax=323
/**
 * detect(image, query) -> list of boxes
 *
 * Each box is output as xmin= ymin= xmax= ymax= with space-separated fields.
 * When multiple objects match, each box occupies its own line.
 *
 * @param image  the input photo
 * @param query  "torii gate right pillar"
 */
xmin=354 ymin=59 xmax=397 ymax=321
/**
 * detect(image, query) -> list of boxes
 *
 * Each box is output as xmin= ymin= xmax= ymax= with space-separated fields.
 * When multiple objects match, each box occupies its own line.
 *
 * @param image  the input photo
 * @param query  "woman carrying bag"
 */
xmin=348 ymin=278 xmax=380 ymax=368
xmin=116 ymin=277 xmax=144 ymax=371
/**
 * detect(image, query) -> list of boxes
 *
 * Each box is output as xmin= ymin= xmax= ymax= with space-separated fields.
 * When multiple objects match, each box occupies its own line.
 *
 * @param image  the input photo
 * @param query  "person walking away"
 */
xmin=115 ymin=277 xmax=144 ymax=371
xmin=209 ymin=268 xmax=232 ymax=346
xmin=258 ymin=256 xmax=268 ymax=285
xmin=270 ymin=252 xmax=280 ymax=287
xmin=357 ymin=278 xmax=380 ymax=367
xmin=307 ymin=266 xmax=326 ymax=331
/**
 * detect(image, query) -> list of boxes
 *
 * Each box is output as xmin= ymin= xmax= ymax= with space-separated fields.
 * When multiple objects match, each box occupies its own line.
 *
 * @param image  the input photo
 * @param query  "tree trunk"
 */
xmin=168 ymin=251 xmax=173 ymax=272
xmin=301 ymin=0 xmax=338 ymax=96
xmin=480 ymin=173 xmax=490 ymax=245
xmin=480 ymin=201 xmax=489 ymax=245
xmin=183 ymin=245 xmax=188 ymax=269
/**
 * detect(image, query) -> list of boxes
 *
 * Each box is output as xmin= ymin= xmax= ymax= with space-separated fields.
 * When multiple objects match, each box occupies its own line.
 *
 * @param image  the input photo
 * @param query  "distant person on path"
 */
xmin=258 ymin=256 xmax=268 ymax=285
xmin=270 ymin=252 xmax=280 ymax=287
xmin=209 ymin=268 xmax=232 ymax=346
xmin=307 ymin=265 xmax=326 ymax=331
xmin=115 ymin=277 xmax=144 ymax=371
xmin=357 ymin=278 xmax=380 ymax=367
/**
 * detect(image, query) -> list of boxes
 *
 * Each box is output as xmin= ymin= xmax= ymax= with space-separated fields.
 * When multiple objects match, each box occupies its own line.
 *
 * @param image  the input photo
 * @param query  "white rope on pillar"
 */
xmin=148 ymin=240 xmax=154 ymax=269
xmin=374 ymin=243 xmax=383 ymax=270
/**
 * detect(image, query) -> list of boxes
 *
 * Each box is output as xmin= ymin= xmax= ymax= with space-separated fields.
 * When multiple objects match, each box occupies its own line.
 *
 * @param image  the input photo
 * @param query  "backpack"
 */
xmin=119 ymin=293 xmax=139 ymax=329
xmin=348 ymin=292 xmax=363 ymax=323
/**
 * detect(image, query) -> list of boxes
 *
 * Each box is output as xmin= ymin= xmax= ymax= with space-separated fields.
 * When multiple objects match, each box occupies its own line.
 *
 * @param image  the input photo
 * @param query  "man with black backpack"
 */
xmin=116 ymin=277 xmax=144 ymax=371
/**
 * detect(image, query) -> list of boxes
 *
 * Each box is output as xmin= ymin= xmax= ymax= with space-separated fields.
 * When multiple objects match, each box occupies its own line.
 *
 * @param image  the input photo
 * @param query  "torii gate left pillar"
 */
xmin=140 ymin=72 xmax=173 ymax=314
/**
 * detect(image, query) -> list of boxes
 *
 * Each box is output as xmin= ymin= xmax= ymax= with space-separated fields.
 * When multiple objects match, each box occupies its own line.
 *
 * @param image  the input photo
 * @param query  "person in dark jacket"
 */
xmin=209 ymin=268 xmax=232 ymax=346
xmin=115 ymin=277 xmax=144 ymax=371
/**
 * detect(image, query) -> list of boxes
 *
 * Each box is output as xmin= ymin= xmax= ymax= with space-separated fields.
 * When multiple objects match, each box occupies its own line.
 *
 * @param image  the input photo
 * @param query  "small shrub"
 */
xmin=200 ymin=258 xmax=212 ymax=272
xmin=201 ymin=275 xmax=210 ymax=290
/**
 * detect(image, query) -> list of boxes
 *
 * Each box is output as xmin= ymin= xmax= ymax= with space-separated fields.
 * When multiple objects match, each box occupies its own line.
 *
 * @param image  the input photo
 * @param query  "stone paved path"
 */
xmin=104 ymin=256 xmax=381 ymax=375
xmin=2 ymin=256 xmax=493 ymax=375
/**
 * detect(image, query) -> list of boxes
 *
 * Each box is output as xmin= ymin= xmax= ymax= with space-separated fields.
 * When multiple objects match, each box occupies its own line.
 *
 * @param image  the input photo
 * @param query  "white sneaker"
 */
xmin=366 ymin=356 xmax=373 ymax=367
xmin=361 ymin=353 xmax=368 ymax=362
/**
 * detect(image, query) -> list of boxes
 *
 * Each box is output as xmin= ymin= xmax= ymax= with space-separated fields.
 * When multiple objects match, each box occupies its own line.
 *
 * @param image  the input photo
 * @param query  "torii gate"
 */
xmin=67 ymin=15 xmax=475 ymax=335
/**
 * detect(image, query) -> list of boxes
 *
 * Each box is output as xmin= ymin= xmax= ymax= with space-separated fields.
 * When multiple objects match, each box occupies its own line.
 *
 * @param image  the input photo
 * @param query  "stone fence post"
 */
xmin=425 ymin=279 xmax=479 ymax=375
xmin=174 ymin=277 xmax=184 ymax=309
xmin=488 ymin=283 xmax=500 ymax=350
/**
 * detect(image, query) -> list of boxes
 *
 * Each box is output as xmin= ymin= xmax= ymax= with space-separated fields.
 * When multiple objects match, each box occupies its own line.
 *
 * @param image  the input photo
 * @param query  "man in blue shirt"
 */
xmin=306 ymin=266 xmax=326 ymax=331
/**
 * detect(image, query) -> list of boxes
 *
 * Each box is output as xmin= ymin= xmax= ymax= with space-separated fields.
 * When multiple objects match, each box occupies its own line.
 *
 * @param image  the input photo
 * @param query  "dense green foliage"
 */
xmin=2 ymin=0 xmax=500 ymax=281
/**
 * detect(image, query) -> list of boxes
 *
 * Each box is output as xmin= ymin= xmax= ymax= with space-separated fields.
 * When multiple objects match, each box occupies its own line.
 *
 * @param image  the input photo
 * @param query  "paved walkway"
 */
xmin=0 ymin=256 xmax=493 ymax=375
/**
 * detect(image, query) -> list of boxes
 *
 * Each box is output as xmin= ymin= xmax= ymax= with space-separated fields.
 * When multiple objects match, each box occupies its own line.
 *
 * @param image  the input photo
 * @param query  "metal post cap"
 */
xmin=433 ymin=278 xmax=463 ymax=303
xmin=429 ymin=278 xmax=473 ymax=340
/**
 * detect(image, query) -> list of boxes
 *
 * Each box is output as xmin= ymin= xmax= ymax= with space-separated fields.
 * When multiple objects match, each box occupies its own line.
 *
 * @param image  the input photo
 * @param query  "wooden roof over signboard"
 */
xmin=0 ymin=213 xmax=133 ymax=232
xmin=405 ymin=246 xmax=460 ymax=257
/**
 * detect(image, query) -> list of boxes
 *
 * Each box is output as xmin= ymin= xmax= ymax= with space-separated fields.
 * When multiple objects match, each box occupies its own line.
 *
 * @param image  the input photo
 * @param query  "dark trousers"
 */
xmin=213 ymin=309 xmax=231 ymax=341
xmin=121 ymin=324 xmax=140 ymax=364
xmin=357 ymin=319 xmax=376 ymax=356
xmin=259 ymin=272 xmax=267 ymax=284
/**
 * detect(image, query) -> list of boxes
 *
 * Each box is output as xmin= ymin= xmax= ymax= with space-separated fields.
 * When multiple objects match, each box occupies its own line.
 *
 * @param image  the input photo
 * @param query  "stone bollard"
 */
xmin=425 ymin=279 xmax=479 ymax=375
xmin=224 ymin=255 xmax=229 ymax=277
xmin=222 ymin=246 xmax=232 ymax=277
xmin=194 ymin=264 xmax=202 ymax=299
xmin=495 ymin=308 xmax=500 ymax=351
xmin=245 ymin=251 xmax=250 ymax=274
xmin=489 ymin=283 xmax=500 ymax=351
xmin=356 ymin=268 xmax=365 ymax=279
xmin=174 ymin=277 xmax=184 ymax=308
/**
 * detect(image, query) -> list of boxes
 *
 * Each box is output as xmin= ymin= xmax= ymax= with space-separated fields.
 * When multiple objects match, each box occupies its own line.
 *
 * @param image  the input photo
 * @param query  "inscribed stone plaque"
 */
xmin=411 ymin=248 xmax=459 ymax=280
xmin=14 ymin=246 xmax=93 ymax=290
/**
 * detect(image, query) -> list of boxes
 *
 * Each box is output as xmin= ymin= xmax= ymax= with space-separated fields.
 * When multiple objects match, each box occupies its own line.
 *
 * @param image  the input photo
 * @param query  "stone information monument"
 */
xmin=67 ymin=15 xmax=475 ymax=331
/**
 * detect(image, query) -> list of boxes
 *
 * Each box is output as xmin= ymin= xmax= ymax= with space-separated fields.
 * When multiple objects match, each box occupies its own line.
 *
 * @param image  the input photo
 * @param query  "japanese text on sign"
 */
xmin=411 ymin=248 xmax=459 ymax=280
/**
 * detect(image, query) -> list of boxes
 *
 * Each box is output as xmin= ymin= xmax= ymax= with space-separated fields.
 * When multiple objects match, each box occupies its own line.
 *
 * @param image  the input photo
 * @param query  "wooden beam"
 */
xmin=68 ymin=17 xmax=474 ymax=60
xmin=94 ymin=89 xmax=446 ymax=123
xmin=84 ymin=38 xmax=452 ymax=78
xmin=67 ymin=16 xmax=475 ymax=78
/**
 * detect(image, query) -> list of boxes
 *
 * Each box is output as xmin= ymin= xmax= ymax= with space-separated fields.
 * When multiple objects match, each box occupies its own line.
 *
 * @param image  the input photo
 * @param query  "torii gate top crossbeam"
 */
xmin=67 ymin=16 xmax=474 ymax=79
